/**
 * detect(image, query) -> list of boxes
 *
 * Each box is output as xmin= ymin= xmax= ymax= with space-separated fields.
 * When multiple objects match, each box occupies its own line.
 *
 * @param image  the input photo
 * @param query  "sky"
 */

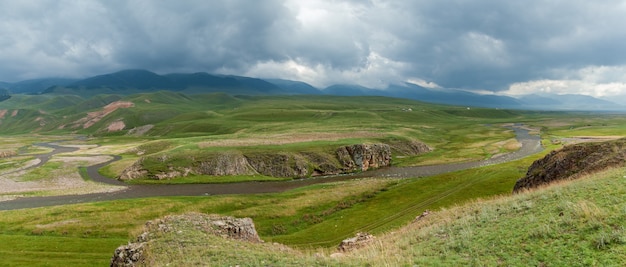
xmin=2 ymin=0 xmax=626 ymax=100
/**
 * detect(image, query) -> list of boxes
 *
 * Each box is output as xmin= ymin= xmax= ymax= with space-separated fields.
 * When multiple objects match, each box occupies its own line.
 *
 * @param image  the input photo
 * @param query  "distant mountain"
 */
xmin=517 ymin=93 xmax=623 ymax=111
xmin=517 ymin=94 xmax=562 ymax=106
xmin=165 ymin=72 xmax=239 ymax=90
xmin=385 ymin=83 xmax=523 ymax=108
xmin=263 ymin=79 xmax=322 ymax=95
xmin=323 ymin=84 xmax=384 ymax=96
xmin=5 ymin=78 xmax=78 ymax=94
xmin=43 ymin=70 xmax=285 ymax=97
xmin=68 ymin=69 xmax=171 ymax=90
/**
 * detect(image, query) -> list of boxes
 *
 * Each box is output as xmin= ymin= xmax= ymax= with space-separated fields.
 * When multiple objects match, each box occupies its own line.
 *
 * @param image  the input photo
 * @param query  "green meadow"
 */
xmin=0 ymin=93 xmax=625 ymax=265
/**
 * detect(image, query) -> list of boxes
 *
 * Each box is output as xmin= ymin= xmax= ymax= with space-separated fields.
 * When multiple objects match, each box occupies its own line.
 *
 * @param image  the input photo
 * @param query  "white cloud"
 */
xmin=406 ymin=78 xmax=441 ymax=89
xmin=502 ymin=65 xmax=626 ymax=98
xmin=244 ymin=51 xmax=409 ymax=88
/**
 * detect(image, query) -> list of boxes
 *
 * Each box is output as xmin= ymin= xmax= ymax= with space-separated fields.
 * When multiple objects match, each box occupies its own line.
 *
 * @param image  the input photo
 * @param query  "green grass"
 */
xmin=270 ymin=151 xmax=544 ymax=247
xmin=0 ymin=93 xmax=529 ymax=167
xmin=0 ymin=136 xmax=621 ymax=265
xmin=77 ymin=166 xmax=90 ymax=181
xmin=0 ymin=235 xmax=126 ymax=267
xmin=18 ymin=162 xmax=63 ymax=182
xmin=0 ymin=179 xmax=394 ymax=262
xmin=125 ymin=174 xmax=290 ymax=184
xmin=140 ymin=167 xmax=626 ymax=266
xmin=23 ymin=164 xmax=620 ymax=266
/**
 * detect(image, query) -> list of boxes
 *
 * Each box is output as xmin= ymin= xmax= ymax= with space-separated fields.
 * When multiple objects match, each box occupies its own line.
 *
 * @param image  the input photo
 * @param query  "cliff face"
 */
xmin=336 ymin=144 xmax=391 ymax=172
xmin=118 ymin=142 xmax=423 ymax=181
xmin=513 ymin=139 xmax=626 ymax=193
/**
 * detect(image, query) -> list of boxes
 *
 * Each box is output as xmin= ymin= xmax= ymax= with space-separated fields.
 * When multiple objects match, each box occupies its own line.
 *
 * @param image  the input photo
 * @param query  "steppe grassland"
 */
xmin=0 ymin=178 xmax=395 ymax=266
xmin=1 ymin=94 xmax=625 ymax=265
xmin=126 ymin=168 xmax=626 ymax=266
xmin=3 ymin=157 xmax=621 ymax=266
xmin=85 ymin=96 xmax=537 ymax=183
xmin=332 ymin=167 xmax=626 ymax=266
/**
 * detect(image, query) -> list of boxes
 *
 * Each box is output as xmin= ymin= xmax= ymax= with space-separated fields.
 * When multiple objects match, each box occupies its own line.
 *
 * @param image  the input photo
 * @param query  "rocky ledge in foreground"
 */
xmin=513 ymin=138 xmax=626 ymax=193
xmin=111 ymin=213 xmax=261 ymax=267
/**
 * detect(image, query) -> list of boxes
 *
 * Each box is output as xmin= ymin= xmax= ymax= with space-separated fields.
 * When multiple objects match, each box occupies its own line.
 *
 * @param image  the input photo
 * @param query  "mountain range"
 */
xmin=0 ymin=69 xmax=623 ymax=111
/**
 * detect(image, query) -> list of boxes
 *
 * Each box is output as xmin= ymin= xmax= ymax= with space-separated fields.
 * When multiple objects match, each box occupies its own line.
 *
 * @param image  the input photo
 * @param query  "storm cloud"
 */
xmin=2 ymin=0 xmax=626 ymax=99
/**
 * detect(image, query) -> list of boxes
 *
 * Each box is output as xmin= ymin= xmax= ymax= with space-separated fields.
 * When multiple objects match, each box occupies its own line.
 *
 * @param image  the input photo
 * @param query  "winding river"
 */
xmin=0 ymin=125 xmax=542 ymax=210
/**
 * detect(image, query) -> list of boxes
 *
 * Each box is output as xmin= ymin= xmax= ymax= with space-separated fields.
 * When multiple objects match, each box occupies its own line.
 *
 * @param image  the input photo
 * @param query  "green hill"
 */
xmin=0 ymin=92 xmax=527 ymax=138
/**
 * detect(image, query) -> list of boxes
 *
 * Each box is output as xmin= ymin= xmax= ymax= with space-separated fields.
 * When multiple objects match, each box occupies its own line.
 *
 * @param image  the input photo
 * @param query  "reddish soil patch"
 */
xmin=69 ymin=101 xmax=134 ymax=129
xmin=108 ymin=121 xmax=126 ymax=132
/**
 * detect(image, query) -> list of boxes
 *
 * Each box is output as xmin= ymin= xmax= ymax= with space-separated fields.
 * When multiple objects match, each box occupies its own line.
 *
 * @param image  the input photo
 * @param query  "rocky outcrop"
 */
xmin=337 ymin=232 xmax=376 ymax=252
xmin=245 ymin=153 xmax=310 ymax=177
xmin=111 ymin=213 xmax=261 ymax=267
xmin=118 ymin=152 xmax=256 ymax=181
xmin=197 ymin=152 xmax=256 ymax=176
xmin=111 ymin=242 xmax=145 ymax=267
xmin=513 ymin=138 xmax=626 ymax=193
xmin=118 ymin=141 xmax=427 ymax=181
xmin=336 ymin=144 xmax=391 ymax=172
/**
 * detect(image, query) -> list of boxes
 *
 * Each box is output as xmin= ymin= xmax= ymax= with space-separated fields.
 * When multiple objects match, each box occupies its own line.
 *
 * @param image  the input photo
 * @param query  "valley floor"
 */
xmin=0 ymin=124 xmax=541 ymax=210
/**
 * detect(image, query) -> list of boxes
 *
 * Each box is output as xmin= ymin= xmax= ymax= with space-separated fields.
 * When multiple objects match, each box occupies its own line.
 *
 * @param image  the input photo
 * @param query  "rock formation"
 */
xmin=513 ymin=138 xmax=626 ymax=193
xmin=118 ymin=141 xmax=418 ymax=181
xmin=336 ymin=144 xmax=392 ymax=171
xmin=111 ymin=213 xmax=261 ymax=267
xmin=413 ymin=210 xmax=431 ymax=223
xmin=245 ymin=153 xmax=310 ymax=177
xmin=337 ymin=232 xmax=376 ymax=252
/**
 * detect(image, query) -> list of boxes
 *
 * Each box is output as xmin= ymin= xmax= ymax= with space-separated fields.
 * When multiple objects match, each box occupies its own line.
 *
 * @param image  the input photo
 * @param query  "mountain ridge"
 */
xmin=1 ymin=69 xmax=623 ymax=111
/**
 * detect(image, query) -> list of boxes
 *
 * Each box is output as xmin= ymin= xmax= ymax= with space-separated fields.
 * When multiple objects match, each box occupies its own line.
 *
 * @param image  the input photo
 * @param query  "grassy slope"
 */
xmin=9 ymin=164 xmax=619 ymax=266
xmin=124 ymin=167 xmax=626 ymax=266
xmin=347 ymin=167 xmax=626 ymax=266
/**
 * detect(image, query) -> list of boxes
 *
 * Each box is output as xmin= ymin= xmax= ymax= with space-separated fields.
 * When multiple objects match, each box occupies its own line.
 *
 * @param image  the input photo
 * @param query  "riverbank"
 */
xmin=0 ymin=124 xmax=542 ymax=210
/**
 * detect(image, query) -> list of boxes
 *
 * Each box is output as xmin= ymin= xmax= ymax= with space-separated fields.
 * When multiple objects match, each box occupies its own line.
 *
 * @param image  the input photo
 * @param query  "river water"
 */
xmin=0 ymin=125 xmax=542 ymax=210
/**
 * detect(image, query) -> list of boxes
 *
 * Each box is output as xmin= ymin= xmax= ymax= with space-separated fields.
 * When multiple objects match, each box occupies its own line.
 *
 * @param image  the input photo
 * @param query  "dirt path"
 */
xmin=0 ymin=125 xmax=542 ymax=210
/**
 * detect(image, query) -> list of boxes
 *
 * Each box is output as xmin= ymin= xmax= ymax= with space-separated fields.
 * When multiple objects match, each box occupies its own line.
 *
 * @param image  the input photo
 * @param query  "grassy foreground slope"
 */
xmin=133 ymin=167 xmax=626 ymax=266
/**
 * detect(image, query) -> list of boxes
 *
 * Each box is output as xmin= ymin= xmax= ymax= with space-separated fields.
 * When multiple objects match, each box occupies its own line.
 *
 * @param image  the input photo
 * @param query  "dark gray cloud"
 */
xmin=1 ymin=0 xmax=626 ymax=97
